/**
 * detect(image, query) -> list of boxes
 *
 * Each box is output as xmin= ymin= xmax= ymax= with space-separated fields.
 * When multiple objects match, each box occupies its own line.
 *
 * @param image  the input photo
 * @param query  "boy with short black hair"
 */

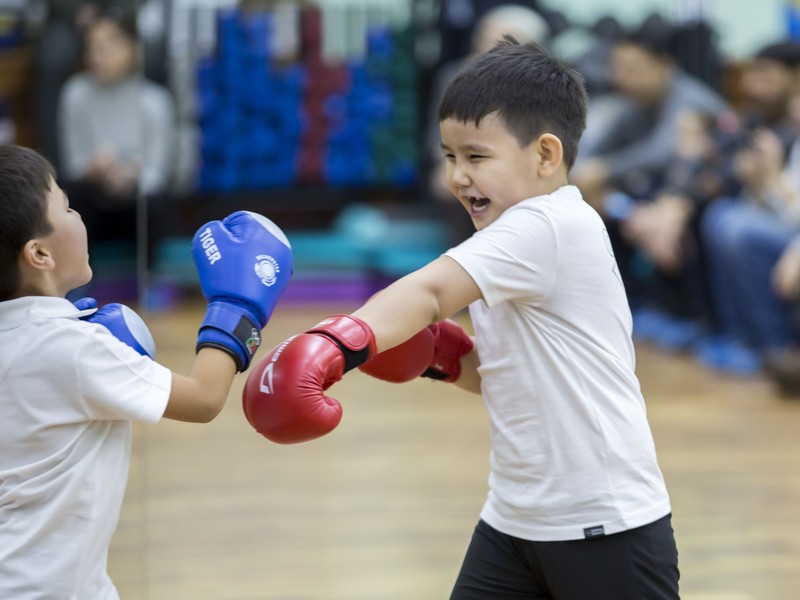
xmin=0 ymin=145 xmax=292 ymax=598
xmin=244 ymin=39 xmax=679 ymax=599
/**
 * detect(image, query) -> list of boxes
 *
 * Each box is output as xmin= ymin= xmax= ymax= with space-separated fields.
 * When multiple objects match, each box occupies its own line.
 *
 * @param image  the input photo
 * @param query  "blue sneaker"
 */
xmin=632 ymin=309 xmax=702 ymax=352
xmin=632 ymin=308 xmax=671 ymax=343
xmin=693 ymin=336 xmax=761 ymax=376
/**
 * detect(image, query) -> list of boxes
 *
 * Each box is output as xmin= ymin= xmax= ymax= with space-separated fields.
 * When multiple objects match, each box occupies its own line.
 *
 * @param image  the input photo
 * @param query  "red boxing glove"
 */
xmin=423 ymin=320 xmax=474 ymax=382
xmin=359 ymin=319 xmax=473 ymax=384
xmin=358 ymin=327 xmax=436 ymax=383
xmin=242 ymin=315 xmax=376 ymax=443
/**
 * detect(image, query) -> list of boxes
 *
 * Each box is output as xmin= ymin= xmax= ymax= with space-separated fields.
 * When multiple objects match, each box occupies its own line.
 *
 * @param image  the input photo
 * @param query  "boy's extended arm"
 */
xmin=350 ymin=256 xmax=480 ymax=352
xmin=74 ymin=298 xmax=238 ymax=423
xmin=242 ymin=256 xmax=483 ymax=443
xmin=73 ymin=211 xmax=292 ymax=425
xmin=165 ymin=349 xmax=237 ymax=422
xmin=355 ymin=257 xmax=482 ymax=393
xmin=168 ymin=210 xmax=293 ymax=423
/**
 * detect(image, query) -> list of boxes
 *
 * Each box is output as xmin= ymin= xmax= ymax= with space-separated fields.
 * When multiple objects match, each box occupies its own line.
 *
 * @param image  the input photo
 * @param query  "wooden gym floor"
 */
xmin=108 ymin=298 xmax=800 ymax=599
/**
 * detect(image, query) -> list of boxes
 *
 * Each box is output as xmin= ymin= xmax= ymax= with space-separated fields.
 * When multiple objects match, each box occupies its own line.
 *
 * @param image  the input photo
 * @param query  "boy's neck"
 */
xmin=540 ymin=170 xmax=570 ymax=195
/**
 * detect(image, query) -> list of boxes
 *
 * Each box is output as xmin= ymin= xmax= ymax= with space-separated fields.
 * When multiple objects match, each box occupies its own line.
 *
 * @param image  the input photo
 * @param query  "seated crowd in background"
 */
xmin=26 ymin=0 xmax=800 ymax=396
xmin=430 ymin=5 xmax=800 ymax=395
xmin=569 ymin=14 xmax=800 ymax=396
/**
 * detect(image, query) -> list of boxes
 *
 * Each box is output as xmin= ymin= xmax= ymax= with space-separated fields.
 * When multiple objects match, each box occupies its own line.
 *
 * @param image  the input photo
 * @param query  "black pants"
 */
xmin=451 ymin=515 xmax=679 ymax=600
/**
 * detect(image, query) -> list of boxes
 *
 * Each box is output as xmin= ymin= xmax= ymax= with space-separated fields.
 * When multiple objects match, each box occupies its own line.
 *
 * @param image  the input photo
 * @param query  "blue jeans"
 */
xmin=701 ymin=198 xmax=797 ymax=350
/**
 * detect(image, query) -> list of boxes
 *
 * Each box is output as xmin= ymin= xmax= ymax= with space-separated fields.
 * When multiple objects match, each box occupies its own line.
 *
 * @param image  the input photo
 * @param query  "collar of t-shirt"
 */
xmin=0 ymin=296 xmax=92 ymax=331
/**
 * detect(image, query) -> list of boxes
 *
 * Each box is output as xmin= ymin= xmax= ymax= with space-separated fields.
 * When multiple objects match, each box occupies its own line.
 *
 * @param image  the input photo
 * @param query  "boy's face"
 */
xmin=440 ymin=112 xmax=545 ymax=231
xmin=41 ymin=178 xmax=92 ymax=294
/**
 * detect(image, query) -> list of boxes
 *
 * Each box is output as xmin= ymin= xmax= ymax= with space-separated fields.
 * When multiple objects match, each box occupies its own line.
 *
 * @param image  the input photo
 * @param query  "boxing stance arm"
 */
xmin=354 ymin=256 xmax=478 ymax=348
xmin=75 ymin=297 xmax=238 ymax=422
xmin=165 ymin=348 xmax=238 ymax=423
xmin=244 ymin=256 xmax=483 ymax=442
xmin=167 ymin=210 xmax=292 ymax=422
xmin=352 ymin=255 xmax=483 ymax=392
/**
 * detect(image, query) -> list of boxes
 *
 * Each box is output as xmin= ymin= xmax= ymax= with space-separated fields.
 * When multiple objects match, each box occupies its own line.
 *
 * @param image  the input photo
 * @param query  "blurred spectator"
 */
xmin=57 ymin=10 xmax=176 ymax=266
xmin=426 ymin=4 xmax=551 ymax=244
xmin=563 ymin=15 xmax=623 ymax=97
xmin=688 ymin=40 xmax=800 ymax=375
xmin=34 ymin=0 xmax=164 ymax=171
xmin=436 ymin=0 xmax=559 ymax=65
xmin=671 ymin=18 xmax=724 ymax=93
xmin=618 ymin=109 xmax=727 ymax=324
xmin=572 ymin=14 xmax=728 ymax=209
xmin=596 ymin=106 xmax=739 ymax=355
xmin=568 ymin=15 xmax=729 ymax=346
xmin=696 ymin=43 xmax=800 ymax=377
xmin=733 ymin=40 xmax=800 ymax=151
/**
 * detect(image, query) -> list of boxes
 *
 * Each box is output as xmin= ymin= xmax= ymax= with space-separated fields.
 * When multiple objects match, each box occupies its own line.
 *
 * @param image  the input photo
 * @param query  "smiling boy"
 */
xmin=243 ymin=38 xmax=679 ymax=599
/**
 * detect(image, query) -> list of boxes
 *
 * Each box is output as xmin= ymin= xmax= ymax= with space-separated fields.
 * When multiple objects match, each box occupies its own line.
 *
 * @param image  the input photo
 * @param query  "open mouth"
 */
xmin=467 ymin=196 xmax=490 ymax=211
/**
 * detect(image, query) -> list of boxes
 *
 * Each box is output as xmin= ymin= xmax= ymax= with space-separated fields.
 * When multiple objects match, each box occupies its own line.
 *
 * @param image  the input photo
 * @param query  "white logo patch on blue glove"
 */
xmin=255 ymin=254 xmax=280 ymax=286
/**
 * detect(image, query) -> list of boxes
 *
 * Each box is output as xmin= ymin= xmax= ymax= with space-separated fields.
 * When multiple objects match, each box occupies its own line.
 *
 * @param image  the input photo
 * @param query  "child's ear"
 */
xmin=536 ymin=133 xmax=564 ymax=176
xmin=20 ymin=239 xmax=55 ymax=272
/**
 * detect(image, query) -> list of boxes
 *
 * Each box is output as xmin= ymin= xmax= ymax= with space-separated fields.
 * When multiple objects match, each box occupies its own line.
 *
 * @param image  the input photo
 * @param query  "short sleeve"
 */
xmin=75 ymin=328 xmax=171 ymax=423
xmin=445 ymin=204 xmax=558 ymax=307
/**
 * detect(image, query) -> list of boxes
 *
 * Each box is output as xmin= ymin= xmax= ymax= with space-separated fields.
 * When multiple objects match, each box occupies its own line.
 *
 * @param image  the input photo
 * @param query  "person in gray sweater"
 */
xmin=57 ymin=9 xmax=175 ymax=268
xmin=35 ymin=0 xmax=143 ymax=170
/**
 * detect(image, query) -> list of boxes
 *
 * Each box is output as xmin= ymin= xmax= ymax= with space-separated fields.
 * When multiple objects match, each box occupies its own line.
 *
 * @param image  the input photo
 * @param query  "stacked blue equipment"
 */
xmin=198 ymin=8 xmax=305 ymax=192
xmin=196 ymin=6 xmax=418 ymax=192
xmin=322 ymin=26 xmax=417 ymax=187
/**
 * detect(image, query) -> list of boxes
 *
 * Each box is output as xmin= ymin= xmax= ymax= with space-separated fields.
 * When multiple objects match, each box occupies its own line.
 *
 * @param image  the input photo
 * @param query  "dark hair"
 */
xmin=89 ymin=9 xmax=140 ymax=43
xmin=438 ymin=36 xmax=588 ymax=169
xmin=754 ymin=40 xmax=800 ymax=69
xmin=0 ymin=145 xmax=56 ymax=301
xmin=616 ymin=13 xmax=676 ymax=61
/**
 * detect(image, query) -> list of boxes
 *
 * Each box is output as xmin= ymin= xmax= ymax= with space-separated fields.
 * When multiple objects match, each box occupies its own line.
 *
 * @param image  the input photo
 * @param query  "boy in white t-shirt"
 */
xmin=0 ymin=145 xmax=292 ymax=599
xmin=242 ymin=38 xmax=679 ymax=599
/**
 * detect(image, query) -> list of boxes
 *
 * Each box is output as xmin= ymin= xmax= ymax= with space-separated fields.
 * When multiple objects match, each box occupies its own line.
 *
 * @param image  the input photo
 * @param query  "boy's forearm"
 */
xmin=352 ymin=278 xmax=441 ymax=353
xmin=352 ymin=256 xmax=481 ymax=353
xmin=164 ymin=349 xmax=237 ymax=423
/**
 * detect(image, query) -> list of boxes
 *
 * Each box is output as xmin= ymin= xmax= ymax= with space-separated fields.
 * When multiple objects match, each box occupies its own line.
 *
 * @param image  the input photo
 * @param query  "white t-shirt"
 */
xmin=445 ymin=185 xmax=671 ymax=542
xmin=0 ymin=296 xmax=171 ymax=599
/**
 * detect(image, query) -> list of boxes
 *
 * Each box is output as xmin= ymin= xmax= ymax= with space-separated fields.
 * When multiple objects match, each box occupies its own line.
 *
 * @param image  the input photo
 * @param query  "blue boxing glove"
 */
xmin=74 ymin=297 xmax=157 ymax=359
xmin=192 ymin=211 xmax=293 ymax=372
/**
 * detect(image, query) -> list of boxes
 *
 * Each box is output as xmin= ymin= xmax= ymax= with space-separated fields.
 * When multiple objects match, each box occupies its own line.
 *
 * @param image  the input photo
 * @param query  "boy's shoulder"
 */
xmin=507 ymin=185 xmax=585 ymax=214
xmin=0 ymin=296 xmax=84 ymax=331
xmin=487 ymin=186 xmax=600 ymax=239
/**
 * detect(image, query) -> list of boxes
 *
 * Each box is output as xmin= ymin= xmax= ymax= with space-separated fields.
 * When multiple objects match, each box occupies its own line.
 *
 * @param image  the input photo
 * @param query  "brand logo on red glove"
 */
xmin=258 ymin=335 xmax=296 ymax=393
xmin=254 ymin=254 xmax=281 ymax=286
